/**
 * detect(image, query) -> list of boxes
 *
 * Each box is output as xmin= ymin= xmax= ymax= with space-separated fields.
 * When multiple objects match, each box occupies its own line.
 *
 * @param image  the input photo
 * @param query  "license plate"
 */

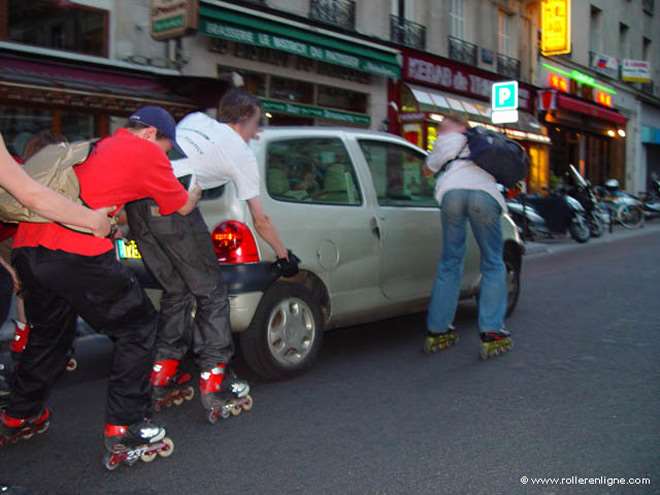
xmin=116 ymin=239 xmax=142 ymax=260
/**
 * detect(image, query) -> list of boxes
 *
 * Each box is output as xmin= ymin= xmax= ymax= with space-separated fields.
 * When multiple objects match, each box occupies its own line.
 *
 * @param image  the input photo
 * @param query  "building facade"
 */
xmin=536 ymin=0 xmax=660 ymax=193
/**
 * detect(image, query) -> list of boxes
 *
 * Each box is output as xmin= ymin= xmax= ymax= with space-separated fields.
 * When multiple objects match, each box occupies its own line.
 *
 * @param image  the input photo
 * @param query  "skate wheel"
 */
xmin=36 ymin=421 xmax=50 ymax=435
xmin=158 ymin=437 xmax=174 ymax=458
xmin=479 ymin=348 xmax=488 ymax=360
xmin=173 ymin=397 xmax=184 ymax=406
xmin=66 ymin=358 xmax=78 ymax=372
xmin=423 ymin=339 xmax=434 ymax=354
xmin=230 ymin=403 xmax=242 ymax=416
xmin=207 ymin=409 xmax=220 ymax=424
xmin=141 ymin=450 xmax=157 ymax=463
xmin=242 ymin=395 xmax=254 ymax=412
xmin=103 ymin=452 xmax=120 ymax=471
xmin=183 ymin=387 xmax=195 ymax=401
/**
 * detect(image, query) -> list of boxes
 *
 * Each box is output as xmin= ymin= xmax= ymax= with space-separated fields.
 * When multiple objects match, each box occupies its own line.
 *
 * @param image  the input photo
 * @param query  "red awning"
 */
xmin=556 ymin=94 xmax=627 ymax=126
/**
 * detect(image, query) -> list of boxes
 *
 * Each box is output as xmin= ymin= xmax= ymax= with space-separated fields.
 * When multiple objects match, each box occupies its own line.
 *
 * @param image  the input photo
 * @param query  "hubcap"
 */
xmin=267 ymin=297 xmax=316 ymax=367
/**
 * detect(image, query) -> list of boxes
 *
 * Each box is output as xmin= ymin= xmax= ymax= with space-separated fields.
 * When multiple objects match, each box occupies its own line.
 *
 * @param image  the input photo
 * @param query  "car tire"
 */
xmin=474 ymin=253 xmax=521 ymax=318
xmin=239 ymin=282 xmax=324 ymax=381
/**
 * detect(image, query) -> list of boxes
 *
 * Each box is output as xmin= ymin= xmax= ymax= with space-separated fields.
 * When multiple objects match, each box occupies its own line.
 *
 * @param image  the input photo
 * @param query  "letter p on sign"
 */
xmin=492 ymin=81 xmax=518 ymax=111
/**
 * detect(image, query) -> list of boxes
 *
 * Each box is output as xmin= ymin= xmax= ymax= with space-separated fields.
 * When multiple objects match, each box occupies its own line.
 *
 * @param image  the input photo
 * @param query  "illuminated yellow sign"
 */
xmin=541 ymin=0 xmax=571 ymax=56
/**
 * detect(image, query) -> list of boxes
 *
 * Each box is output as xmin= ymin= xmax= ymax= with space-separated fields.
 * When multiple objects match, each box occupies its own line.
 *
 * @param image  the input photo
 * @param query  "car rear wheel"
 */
xmin=239 ymin=282 xmax=324 ymax=381
xmin=474 ymin=252 xmax=521 ymax=318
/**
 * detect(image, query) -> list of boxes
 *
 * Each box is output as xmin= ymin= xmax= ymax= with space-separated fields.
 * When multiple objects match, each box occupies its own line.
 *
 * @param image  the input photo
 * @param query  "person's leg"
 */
xmin=150 ymin=208 xmax=233 ymax=370
xmin=7 ymin=248 xmax=77 ymax=419
xmin=467 ymin=191 xmax=507 ymax=332
xmin=125 ymin=200 xmax=191 ymax=364
xmin=59 ymin=251 xmax=158 ymax=426
xmin=426 ymin=190 xmax=469 ymax=333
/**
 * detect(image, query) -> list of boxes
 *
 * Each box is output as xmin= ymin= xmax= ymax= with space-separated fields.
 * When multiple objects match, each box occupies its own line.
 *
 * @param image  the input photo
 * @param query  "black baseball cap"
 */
xmin=128 ymin=106 xmax=187 ymax=157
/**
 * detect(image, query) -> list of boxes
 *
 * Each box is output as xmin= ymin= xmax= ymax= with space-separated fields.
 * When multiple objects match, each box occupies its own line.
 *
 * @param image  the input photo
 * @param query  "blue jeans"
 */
xmin=427 ymin=189 xmax=507 ymax=333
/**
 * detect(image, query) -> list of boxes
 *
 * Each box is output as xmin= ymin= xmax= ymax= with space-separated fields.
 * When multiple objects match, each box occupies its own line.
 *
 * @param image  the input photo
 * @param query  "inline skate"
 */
xmin=424 ymin=325 xmax=459 ymax=354
xmin=0 ymin=409 xmax=50 ymax=447
xmin=150 ymin=359 xmax=195 ymax=412
xmin=479 ymin=330 xmax=513 ymax=360
xmin=200 ymin=364 xmax=252 ymax=424
xmin=103 ymin=421 xmax=174 ymax=471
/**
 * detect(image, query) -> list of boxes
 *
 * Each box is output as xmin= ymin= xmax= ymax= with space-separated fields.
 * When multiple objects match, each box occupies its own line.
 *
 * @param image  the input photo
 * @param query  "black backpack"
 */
xmin=437 ymin=127 xmax=529 ymax=188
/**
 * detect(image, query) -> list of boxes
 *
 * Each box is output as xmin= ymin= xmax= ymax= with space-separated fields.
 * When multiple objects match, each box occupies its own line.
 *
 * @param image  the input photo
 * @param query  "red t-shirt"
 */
xmin=13 ymin=129 xmax=188 ymax=256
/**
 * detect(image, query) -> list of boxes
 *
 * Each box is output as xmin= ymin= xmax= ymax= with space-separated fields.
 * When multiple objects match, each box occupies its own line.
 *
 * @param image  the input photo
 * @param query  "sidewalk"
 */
xmin=524 ymin=218 xmax=660 ymax=257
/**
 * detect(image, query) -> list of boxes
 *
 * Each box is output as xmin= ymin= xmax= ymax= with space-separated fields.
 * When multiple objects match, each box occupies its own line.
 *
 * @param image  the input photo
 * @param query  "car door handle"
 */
xmin=370 ymin=217 xmax=381 ymax=239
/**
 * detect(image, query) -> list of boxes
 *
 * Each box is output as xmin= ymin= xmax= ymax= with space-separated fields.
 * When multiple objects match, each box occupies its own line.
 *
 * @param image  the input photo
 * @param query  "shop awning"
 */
xmin=198 ymin=1 xmax=400 ymax=79
xmin=404 ymin=84 xmax=550 ymax=143
xmin=0 ymin=53 xmax=219 ymax=118
xmin=555 ymin=94 xmax=627 ymax=126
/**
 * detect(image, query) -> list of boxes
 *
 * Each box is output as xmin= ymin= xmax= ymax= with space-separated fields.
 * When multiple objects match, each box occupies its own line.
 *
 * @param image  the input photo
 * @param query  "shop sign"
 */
xmin=261 ymin=99 xmax=371 ymax=126
xmin=201 ymin=20 xmax=399 ymax=79
xmin=621 ymin=60 xmax=652 ymax=83
xmin=590 ymin=52 xmax=619 ymax=78
xmin=150 ymin=0 xmax=199 ymax=41
xmin=405 ymin=54 xmax=532 ymax=111
xmin=541 ymin=0 xmax=571 ymax=56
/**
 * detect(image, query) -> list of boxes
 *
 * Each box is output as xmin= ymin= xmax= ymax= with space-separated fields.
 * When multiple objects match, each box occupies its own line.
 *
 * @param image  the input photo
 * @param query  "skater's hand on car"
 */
xmin=273 ymin=250 xmax=300 ymax=278
xmin=189 ymin=185 xmax=202 ymax=205
xmin=91 ymin=206 xmax=115 ymax=238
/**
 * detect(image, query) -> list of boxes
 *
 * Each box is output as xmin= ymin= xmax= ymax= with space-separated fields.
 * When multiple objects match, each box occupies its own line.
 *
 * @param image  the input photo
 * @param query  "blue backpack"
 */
xmin=437 ymin=127 xmax=529 ymax=188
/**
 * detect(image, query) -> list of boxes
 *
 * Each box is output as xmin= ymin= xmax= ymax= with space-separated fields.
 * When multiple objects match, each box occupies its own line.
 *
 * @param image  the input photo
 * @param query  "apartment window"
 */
xmin=450 ymin=0 xmax=464 ymax=39
xmin=589 ymin=6 xmax=602 ymax=53
xmin=3 ymin=0 xmax=109 ymax=57
xmin=619 ymin=23 xmax=630 ymax=59
xmin=498 ymin=11 xmax=512 ymax=56
xmin=391 ymin=0 xmax=416 ymax=18
xmin=643 ymin=37 xmax=652 ymax=61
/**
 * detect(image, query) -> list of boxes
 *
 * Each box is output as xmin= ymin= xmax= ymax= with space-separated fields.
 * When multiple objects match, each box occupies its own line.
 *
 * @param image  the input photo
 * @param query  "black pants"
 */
xmin=125 ymin=200 xmax=233 ymax=370
xmin=9 ymin=247 xmax=157 ymax=425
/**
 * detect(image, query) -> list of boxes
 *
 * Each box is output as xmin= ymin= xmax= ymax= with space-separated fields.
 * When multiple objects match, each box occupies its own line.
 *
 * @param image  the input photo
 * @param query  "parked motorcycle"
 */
xmin=597 ymin=179 xmax=645 ymax=229
xmin=564 ymin=165 xmax=606 ymax=238
xmin=640 ymin=173 xmax=660 ymax=219
xmin=506 ymin=187 xmax=591 ymax=243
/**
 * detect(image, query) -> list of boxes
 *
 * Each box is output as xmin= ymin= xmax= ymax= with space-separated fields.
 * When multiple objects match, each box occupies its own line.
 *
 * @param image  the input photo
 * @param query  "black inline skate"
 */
xmin=200 ymin=364 xmax=253 ymax=424
xmin=150 ymin=359 xmax=195 ymax=412
xmin=103 ymin=421 xmax=174 ymax=471
xmin=0 ymin=364 xmax=10 ymax=411
xmin=0 ymin=409 xmax=50 ymax=447
xmin=479 ymin=330 xmax=513 ymax=360
xmin=424 ymin=325 xmax=459 ymax=354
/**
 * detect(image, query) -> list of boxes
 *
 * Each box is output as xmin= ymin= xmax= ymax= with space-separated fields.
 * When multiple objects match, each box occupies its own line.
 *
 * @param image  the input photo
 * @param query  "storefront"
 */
xmin=389 ymin=49 xmax=551 ymax=192
xmin=640 ymin=103 xmax=660 ymax=192
xmin=182 ymin=0 xmax=400 ymax=129
xmin=0 ymin=44 xmax=223 ymax=158
xmin=537 ymin=61 xmax=628 ymax=188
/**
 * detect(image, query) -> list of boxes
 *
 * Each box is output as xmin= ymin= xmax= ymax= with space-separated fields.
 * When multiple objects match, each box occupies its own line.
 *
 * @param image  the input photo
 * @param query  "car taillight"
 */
xmin=211 ymin=221 xmax=260 ymax=264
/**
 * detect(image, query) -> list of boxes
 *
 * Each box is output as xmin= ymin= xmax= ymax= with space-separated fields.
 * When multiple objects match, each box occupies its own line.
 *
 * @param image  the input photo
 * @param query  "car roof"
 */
xmin=257 ymin=126 xmax=409 ymax=140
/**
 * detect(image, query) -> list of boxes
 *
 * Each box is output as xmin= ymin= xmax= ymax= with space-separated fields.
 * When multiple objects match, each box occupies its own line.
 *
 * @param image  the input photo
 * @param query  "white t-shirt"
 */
xmin=426 ymin=132 xmax=507 ymax=212
xmin=172 ymin=112 xmax=260 ymax=201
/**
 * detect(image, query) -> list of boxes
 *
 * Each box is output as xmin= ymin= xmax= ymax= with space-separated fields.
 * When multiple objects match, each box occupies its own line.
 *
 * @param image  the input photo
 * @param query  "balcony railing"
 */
xmin=309 ymin=0 xmax=356 ymax=30
xmin=448 ymin=36 xmax=478 ymax=66
xmin=390 ymin=15 xmax=426 ymax=50
xmin=643 ymin=0 xmax=654 ymax=15
xmin=496 ymin=53 xmax=521 ymax=79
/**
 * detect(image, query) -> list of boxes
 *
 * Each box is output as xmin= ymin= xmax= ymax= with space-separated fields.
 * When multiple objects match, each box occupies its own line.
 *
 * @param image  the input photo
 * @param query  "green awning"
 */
xmin=261 ymin=98 xmax=371 ymax=126
xmin=199 ymin=3 xmax=400 ymax=79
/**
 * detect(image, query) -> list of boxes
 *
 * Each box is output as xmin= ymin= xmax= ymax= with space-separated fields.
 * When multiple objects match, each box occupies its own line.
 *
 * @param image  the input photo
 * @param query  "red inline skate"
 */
xmin=103 ymin=421 xmax=174 ymax=471
xmin=200 ymin=364 xmax=253 ymax=424
xmin=150 ymin=359 xmax=195 ymax=412
xmin=0 ymin=409 xmax=51 ymax=447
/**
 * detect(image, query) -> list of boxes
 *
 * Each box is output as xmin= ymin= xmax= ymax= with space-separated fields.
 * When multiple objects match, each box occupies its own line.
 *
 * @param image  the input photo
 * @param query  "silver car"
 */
xmin=119 ymin=127 xmax=524 ymax=380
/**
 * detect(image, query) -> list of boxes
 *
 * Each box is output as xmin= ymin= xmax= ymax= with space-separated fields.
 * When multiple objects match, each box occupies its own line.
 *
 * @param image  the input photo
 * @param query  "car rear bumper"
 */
xmin=122 ymin=259 xmax=276 ymax=332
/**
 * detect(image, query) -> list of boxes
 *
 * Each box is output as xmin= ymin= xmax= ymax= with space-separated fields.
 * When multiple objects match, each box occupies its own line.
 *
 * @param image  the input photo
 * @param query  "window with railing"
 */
xmin=448 ymin=36 xmax=477 ymax=66
xmin=309 ymin=0 xmax=355 ymax=30
xmin=2 ymin=0 xmax=109 ymax=57
xmin=390 ymin=15 xmax=426 ymax=50
xmin=496 ymin=53 xmax=521 ymax=79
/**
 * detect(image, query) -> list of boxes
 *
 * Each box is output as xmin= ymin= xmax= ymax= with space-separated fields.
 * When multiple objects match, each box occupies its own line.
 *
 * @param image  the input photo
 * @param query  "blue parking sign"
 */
xmin=492 ymin=81 xmax=519 ymax=111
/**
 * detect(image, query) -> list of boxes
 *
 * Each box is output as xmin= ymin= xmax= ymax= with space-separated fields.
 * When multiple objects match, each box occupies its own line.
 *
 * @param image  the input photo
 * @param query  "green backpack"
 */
xmin=0 ymin=140 xmax=95 ymax=230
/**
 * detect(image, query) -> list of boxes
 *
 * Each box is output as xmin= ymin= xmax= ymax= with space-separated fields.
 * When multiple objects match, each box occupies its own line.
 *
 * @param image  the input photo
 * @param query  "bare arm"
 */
xmin=176 ymin=185 xmax=201 ymax=216
xmin=247 ymin=197 xmax=288 ymax=259
xmin=0 ymin=134 xmax=112 ymax=237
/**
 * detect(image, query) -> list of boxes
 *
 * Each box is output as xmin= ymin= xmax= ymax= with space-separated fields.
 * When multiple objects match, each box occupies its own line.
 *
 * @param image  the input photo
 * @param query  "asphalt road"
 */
xmin=1 ymin=228 xmax=659 ymax=495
